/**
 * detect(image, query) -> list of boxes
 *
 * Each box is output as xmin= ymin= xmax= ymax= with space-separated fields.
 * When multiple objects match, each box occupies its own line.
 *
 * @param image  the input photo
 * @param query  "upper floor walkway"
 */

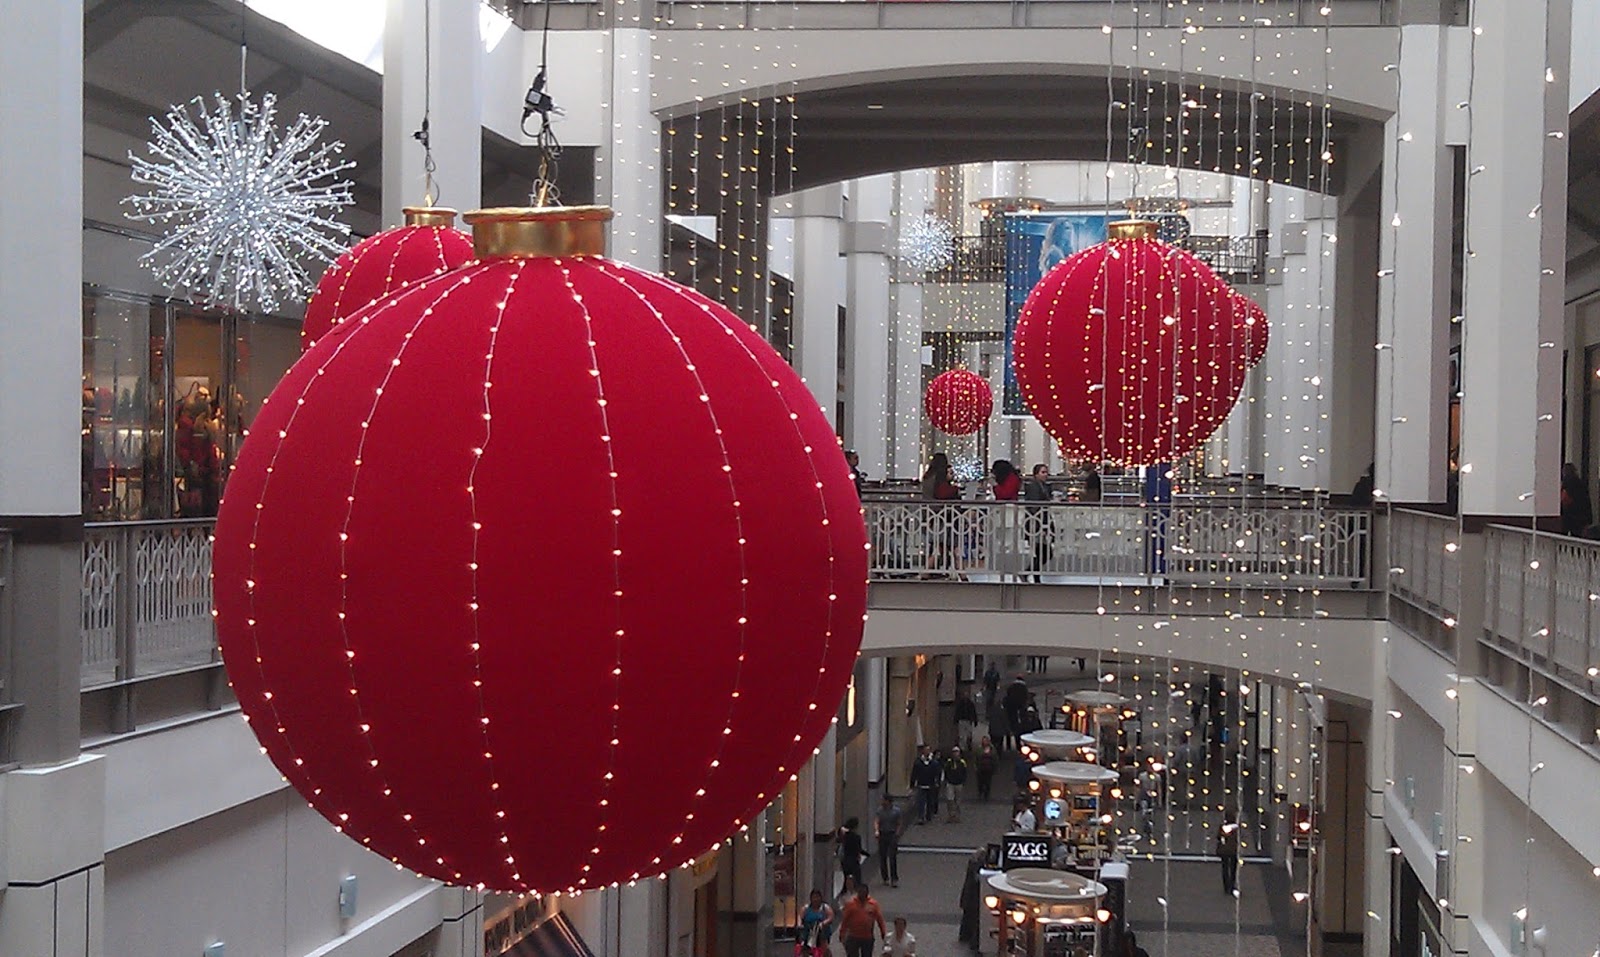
xmin=6 ymin=500 xmax=1591 ymax=740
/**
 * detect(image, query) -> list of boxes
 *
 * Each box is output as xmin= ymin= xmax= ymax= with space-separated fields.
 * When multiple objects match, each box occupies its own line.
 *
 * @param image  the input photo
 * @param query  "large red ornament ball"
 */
xmin=300 ymin=207 xmax=475 ymax=351
xmin=1012 ymin=226 xmax=1249 ymax=465
xmin=213 ymin=207 xmax=868 ymax=894
xmin=924 ymin=368 xmax=994 ymax=435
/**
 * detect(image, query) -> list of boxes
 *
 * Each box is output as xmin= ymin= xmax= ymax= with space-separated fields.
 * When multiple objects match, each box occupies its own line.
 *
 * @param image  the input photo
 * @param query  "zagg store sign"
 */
xmin=1002 ymin=834 xmax=1052 ymax=869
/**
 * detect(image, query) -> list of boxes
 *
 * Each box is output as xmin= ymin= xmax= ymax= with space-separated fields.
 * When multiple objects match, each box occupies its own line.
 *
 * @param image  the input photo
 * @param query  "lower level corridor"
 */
xmin=777 ymin=661 xmax=1350 ymax=957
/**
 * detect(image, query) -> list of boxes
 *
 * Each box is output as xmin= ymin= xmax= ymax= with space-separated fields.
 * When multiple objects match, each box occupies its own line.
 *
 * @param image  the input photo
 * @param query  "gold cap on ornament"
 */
xmin=1107 ymin=219 xmax=1159 ymax=241
xmin=402 ymin=207 xmax=460 ymax=228
xmin=463 ymin=206 xmax=613 ymax=259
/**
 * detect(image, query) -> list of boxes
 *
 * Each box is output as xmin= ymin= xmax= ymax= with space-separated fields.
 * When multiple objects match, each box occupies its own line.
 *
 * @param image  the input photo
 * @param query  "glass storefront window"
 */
xmin=82 ymin=289 xmax=302 ymax=521
xmin=82 ymin=296 xmax=166 ymax=522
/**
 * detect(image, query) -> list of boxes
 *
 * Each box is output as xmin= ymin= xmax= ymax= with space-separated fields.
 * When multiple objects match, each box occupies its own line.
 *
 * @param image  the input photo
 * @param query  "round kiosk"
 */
xmin=1019 ymin=729 xmax=1095 ymax=763
xmin=984 ymin=867 xmax=1107 ymax=956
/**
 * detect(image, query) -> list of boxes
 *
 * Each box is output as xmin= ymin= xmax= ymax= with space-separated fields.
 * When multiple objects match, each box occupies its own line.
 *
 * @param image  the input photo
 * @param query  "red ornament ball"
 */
xmin=924 ymin=368 xmax=994 ymax=435
xmin=1012 ymin=228 xmax=1248 ymax=465
xmin=213 ymin=208 xmax=868 ymax=894
xmin=301 ymin=208 xmax=475 ymax=351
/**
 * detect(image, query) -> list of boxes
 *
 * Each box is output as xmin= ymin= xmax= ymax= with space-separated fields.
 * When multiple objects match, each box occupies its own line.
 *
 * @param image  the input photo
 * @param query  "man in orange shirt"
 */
xmin=836 ymin=882 xmax=888 ymax=957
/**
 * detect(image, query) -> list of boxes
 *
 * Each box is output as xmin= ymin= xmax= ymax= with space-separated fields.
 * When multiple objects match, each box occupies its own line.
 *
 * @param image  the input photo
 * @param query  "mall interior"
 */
xmin=3 ymin=0 xmax=1600 ymax=956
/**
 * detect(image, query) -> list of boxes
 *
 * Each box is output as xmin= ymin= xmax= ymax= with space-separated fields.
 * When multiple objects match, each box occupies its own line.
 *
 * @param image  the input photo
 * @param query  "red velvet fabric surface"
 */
xmin=1012 ymin=236 xmax=1249 ymax=465
xmin=215 ymin=254 xmax=867 ymax=893
xmin=300 ymin=224 xmax=475 ymax=351
xmin=923 ymin=368 xmax=994 ymax=436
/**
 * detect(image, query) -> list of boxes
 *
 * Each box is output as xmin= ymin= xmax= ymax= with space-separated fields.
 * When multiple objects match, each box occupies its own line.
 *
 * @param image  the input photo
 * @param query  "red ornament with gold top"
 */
xmin=1011 ymin=220 xmax=1249 ymax=466
xmin=300 ymin=207 xmax=474 ymax=351
xmin=213 ymin=207 xmax=868 ymax=893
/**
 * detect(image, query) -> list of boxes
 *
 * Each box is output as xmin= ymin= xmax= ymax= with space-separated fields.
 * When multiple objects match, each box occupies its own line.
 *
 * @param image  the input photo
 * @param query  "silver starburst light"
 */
xmin=125 ymin=92 xmax=355 ymax=313
xmin=899 ymin=214 xmax=956 ymax=274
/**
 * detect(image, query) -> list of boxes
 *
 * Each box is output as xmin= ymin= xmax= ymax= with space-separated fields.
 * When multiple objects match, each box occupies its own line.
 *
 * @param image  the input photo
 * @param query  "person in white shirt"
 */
xmin=1013 ymin=801 xmax=1037 ymax=832
xmin=882 ymin=917 xmax=916 ymax=956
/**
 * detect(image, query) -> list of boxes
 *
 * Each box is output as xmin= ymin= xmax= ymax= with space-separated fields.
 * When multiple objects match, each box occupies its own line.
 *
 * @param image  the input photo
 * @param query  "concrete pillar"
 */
xmin=1263 ymin=191 xmax=1294 ymax=485
xmin=788 ymin=187 xmax=845 ymax=429
xmin=1318 ymin=701 xmax=1368 ymax=941
xmin=432 ymin=889 xmax=486 ymax=957
xmin=0 ymin=0 xmax=84 ymax=766
xmin=600 ymin=17 xmax=661 ymax=270
xmin=864 ymin=657 xmax=888 ymax=788
xmin=1275 ymin=196 xmax=1335 ymax=491
xmin=0 ymin=757 xmax=107 ymax=957
xmin=847 ymin=175 xmax=894 ymax=479
xmin=1374 ymin=26 xmax=1456 ymax=505
xmin=722 ymin=817 xmax=772 ymax=955
xmin=382 ymin=0 xmax=482 ymax=224
xmin=1333 ymin=182 xmax=1381 ymax=496
xmin=1459 ymin=0 xmax=1570 ymax=519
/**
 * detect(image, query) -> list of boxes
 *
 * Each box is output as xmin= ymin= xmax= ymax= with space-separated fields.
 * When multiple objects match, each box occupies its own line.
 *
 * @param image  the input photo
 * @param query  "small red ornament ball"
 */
xmin=1012 ymin=229 xmax=1248 ymax=465
xmin=213 ymin=208 xmax=868 ymax=894
xmin=924 ymin=368 xmax=994 ymax=435
xmin=300 ymin=209 xmax=475 ymax=351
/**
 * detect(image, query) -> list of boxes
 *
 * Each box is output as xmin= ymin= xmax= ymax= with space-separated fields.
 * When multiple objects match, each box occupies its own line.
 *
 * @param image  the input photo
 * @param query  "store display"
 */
xmin=124 ymin=92 xmax=354 ymax=313
xmin=1011 ymin=220 xmax=1250 ymax=465
xmin=211 ymin=206 xmax=869 ymax=893
xmin=924 ymin=367 xmax=993 ymax=436
xmin=301 ymin=207 xmax=475 ymax=351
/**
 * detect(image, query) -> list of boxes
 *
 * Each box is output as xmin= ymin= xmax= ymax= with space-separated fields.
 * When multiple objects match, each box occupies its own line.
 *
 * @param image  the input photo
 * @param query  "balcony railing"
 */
xmin=1483 ymin=525 xmax=1600 ymax=690
xmin=81 ymin=520 xmax=217 ymax=689
xmin=865 ymin=500 xmax=1372 ymax=586
xmin=921 ymin=232 xmax=1269 ymax=285
xmin=1388 ymin=508 xmax=1461 ymax=624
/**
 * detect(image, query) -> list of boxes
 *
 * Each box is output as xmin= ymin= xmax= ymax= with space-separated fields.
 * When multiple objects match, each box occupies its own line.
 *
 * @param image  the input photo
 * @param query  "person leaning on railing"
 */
xmin=1023 ymin=464 xmax=1055 ymax=582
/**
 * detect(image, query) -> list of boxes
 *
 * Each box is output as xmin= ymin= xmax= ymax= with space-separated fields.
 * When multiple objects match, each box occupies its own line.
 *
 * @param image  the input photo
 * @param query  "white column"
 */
xmin=1375 ymin=26 xmax=1455 ymax=504
xmin=848 ymin=175 xmax=894 ymax=478
xmin=1332 ymin=193 xmax=1380 ymax=495
xmin=601 ymin=26 xmax=661 ymax=269
xmin=1460 ymin=1 xmax=1570 ymax=517
xmin=0 ymin=758 xmax=106 ymax=957
xmin=383 ymin=0 xmax=482 ymax=224
xmin=891 ymin=282 xmax=925 ymax=479
xmin=1262 ymin=189 xmax=1294 ymax=484
xmin=788 ymin=187 xmax=845 ymax=429
xmin=864 ymin=658 xmax=888 ymax=787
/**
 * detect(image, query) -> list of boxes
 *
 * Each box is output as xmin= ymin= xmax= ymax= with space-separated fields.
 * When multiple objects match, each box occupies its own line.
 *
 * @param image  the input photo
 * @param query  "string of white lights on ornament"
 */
xmin=588 ymin=262 xmax=763 ymax=877
xmin=629 ymin=268 xmax=854 ymax=846
xmin=548 ymin=259 xmax=629 ymax=893
xmin=231 ymin=273 xmax=476 ymax=878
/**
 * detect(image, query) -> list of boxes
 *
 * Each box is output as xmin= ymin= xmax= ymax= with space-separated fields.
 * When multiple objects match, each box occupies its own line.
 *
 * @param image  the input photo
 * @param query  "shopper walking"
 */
xmin=954 ymin=689 xmax=979 ymax=751
xmin=883 ymin=917 xmax=918 ymax=956
xmin=975 ymin=736 xmax=997 ymax=801
xmin=798 ymin=889 xmax=834 ymax=956
xmin=910 ymin=746 xmax=942 ymax=824
xmin=944 ymin=746 xmax=969 ymax=822
xmin=845 ymin=450 xmax=865 ymax=498
xmin=837 ymin=883 xmax=887 ymax=957
xmin=982 ymin=660 xmax=1001 ymax=707
xmin=1080 ymin=463 xmax=1103 ymax=503
xmin=1218 ymin=809 xmax=1241 ymax=896
xmin=1124 ymin=929 xmax=1152 ymax=957
xmin=874 ymin=795 xmax=905 ymax=887
xmin=836 ymin=818 xmax=867 ymax=886
xmin=927 ymin=749 xmax=947 ymax=819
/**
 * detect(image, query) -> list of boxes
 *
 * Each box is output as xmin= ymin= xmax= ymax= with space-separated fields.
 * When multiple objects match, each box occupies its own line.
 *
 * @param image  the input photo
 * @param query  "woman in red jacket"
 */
xmin=992 ymin=460 xmax=1021 ymax=500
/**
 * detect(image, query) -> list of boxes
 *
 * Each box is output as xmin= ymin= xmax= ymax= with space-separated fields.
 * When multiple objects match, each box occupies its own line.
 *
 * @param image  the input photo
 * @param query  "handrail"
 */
xmin=81 ymin=520 xmax=218 ymax=689
xmin=1481 ymin=523 xmax=1600 ymax=689
xmin=865 ymin=500 xmax=1372 ymax=586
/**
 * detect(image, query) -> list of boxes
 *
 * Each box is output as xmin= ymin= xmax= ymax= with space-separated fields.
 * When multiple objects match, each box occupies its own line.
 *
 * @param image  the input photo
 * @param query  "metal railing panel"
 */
xmin=81 ymin=520 xmax=217 ymax=688
xmin=865 ymin=501 xmax=1370 ymax=586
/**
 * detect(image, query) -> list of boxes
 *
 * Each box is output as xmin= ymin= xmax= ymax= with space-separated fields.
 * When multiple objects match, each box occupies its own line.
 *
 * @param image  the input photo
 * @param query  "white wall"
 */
xmin=104 ymin=790 xmax=441 ymax=957
xmin=1573 ymin=0 xmax=1600 ymax=111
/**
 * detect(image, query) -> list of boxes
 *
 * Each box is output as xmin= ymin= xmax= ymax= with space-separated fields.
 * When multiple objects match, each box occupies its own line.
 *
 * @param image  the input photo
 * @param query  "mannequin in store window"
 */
xmin=176 ymin=386 xmax=223 ymax=516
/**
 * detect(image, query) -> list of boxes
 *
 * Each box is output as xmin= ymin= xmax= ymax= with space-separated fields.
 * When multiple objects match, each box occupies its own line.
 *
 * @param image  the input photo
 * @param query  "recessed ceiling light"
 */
xmin=866 ymin=103 xmax=885 ymax=110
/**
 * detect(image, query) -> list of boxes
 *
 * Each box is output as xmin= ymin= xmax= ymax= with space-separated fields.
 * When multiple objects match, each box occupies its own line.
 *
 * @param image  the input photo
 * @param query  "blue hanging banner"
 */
xmin=1001 ymin=213 xmax=1110 ymax=416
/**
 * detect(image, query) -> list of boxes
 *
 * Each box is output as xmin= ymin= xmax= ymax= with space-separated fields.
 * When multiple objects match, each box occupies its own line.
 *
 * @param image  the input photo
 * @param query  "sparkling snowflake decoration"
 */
xmin=899 ymin=214 xmax=956 ymax=273
xmin=125 ymin=92 xmax=355 ymax=313
xmin=952 ymin=457 xmax=987 ymax=484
